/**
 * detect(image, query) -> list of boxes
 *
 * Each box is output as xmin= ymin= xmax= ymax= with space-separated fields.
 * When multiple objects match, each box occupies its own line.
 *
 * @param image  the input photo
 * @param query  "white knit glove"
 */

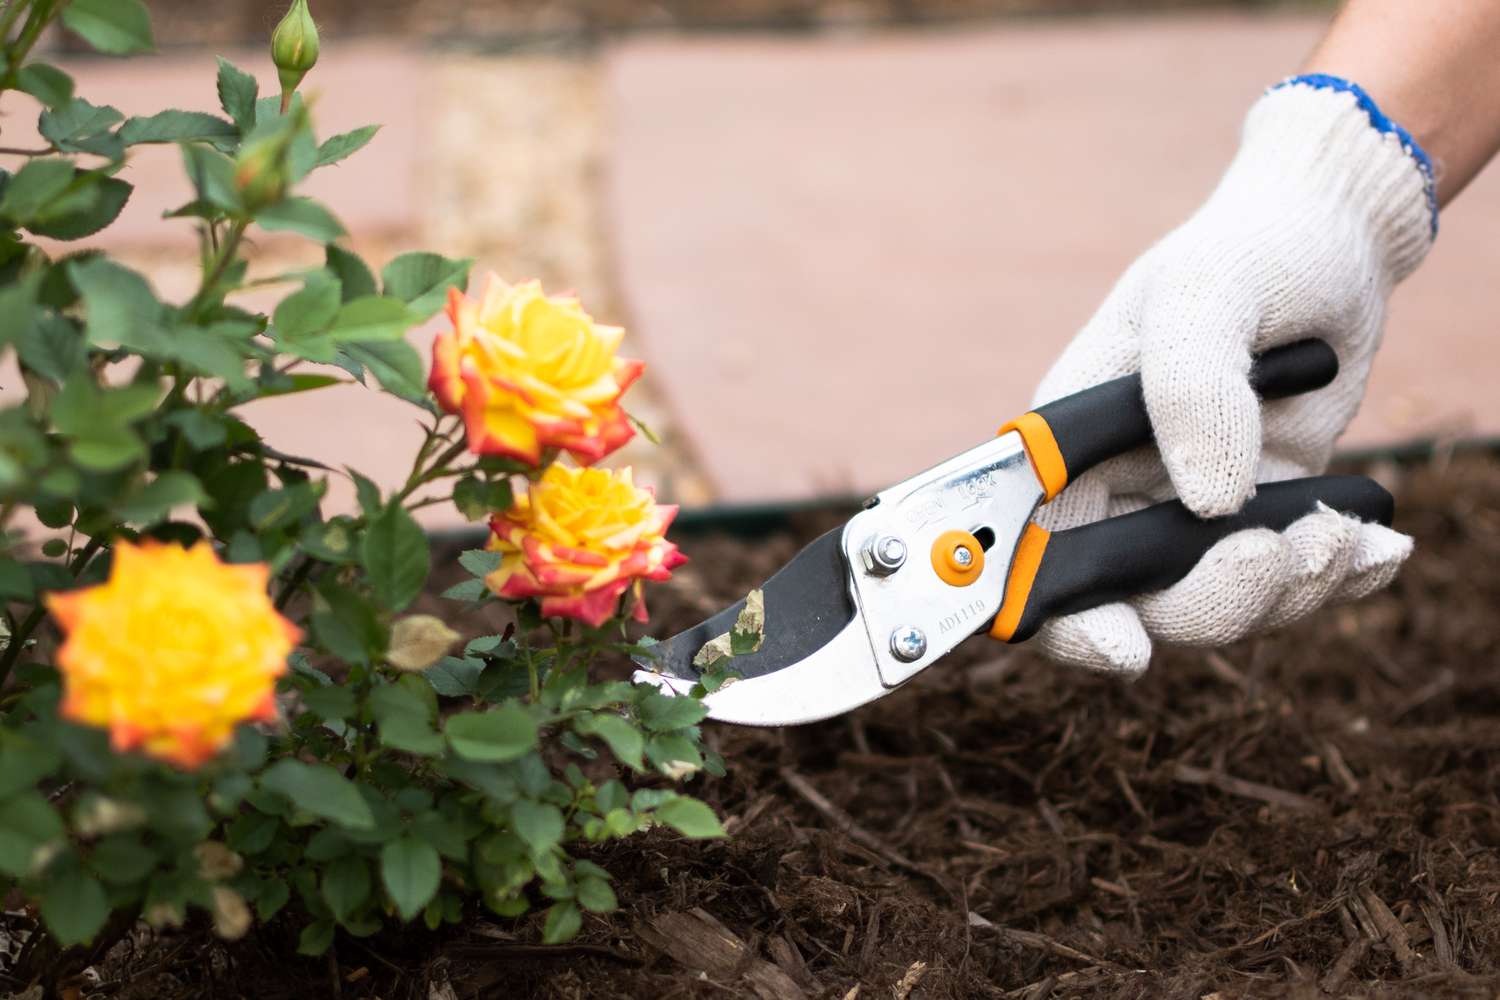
xmin=1032 ymin=76 xmax=1434 ymax=676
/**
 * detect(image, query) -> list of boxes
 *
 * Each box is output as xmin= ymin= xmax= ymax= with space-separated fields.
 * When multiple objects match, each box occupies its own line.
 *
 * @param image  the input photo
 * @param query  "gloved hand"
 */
xmin=1033 ymin=76 xmax=1435 ymax=676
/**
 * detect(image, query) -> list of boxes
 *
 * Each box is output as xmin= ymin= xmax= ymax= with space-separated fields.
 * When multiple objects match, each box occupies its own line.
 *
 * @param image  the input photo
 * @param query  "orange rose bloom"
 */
xmin=45 ymin=541 xmax=299 ymax=769
xmin=485 ymin=464 xmax=686 ymax=628
xmin=430 ymin=275 xmax=643 ymax=466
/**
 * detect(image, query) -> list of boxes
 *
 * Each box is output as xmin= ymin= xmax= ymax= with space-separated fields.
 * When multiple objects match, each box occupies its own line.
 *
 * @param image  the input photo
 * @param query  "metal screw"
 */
xmin=863 ymin=534 xmax=907 ymax=576
xmin=952 ymin=545 xmax=973 ymax=568
xmin=889 ymin=625 xmax=927 ymax=662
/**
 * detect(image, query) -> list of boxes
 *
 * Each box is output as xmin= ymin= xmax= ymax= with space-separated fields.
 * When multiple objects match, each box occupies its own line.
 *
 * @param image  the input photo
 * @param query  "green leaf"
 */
xmin=38 ymin=98 xmax=124 ymax=158
xmin=61 ymin=0 xmax=155 ymax=54
xmin=50 ymin=377 xmax=160 ymax=471
xmin=445 ymin=705 xmax=537 ymax=763
xmin=27 ymin=176 xmax=131 ymax=240
xmin=576 ymin=876 xmax=617 ymax=914
xmin=380 ymin=252 xmax=472 ymax=321
xmin=369 ymin=681 xmax=443 ymax=755
xmin=0 ymin=791 xmax=64 ymax=876
xmin=119 ymin=110 xmax=237 ymax=145
xmin=542 ymin=901 xmax=582 ymax=943
xmin=0 ymin=269 xmax=40 ymax=352
xmin=424 ymin=655 xmax=483 ymax=698
xmin=88 ymin=835 xmax=157 ymax=884
xmin=511 ymin=799 xmax=564 ymax=855
xmin=216 ymin=57 xmax=258 ymax=133
xmin=68 ymin=256 xmax=163 ymax=350
xmin=40 ymin=866 xmax=109 ymax=946
xmin=316 ymin=125 xmax=380 ymax=169
xmin=459 ymin=549 xmax=502 ymax=577
xmin=297 ymin=919 xmax=335 ymax=956
xmin=575 ymin=713 xmax=644 ymax=771
xmin=362 ymin=502 xmax=429 ymax=610
xmin=260 ymin=760 xmax=376 ymax=830
xmin=310 ymin=582 xmax=384 ymax=665
xmin=16 ymin=63 xmax=75 ymax=109
xmin=322 ymin=855 xmax=371 ymax=922
xmin=258 ymin=877 xmax=291 ymax=922
xmin=453 ymin=476 xmax=513 ymax=521
xmin=165 ymin=409 xmax=229 ymax=449
xmin=381 ymin=836 xmax=441 ymax=921
xmin=0 ymin=159 xmax=75 ymax=222
xmin=115 ymin=471 xmax=208 ymax=524
xmin=326 ymin=244 xmax=376 ymax=301
xmin=227 ymin=809 xmax=280 ymax=855
xmin=654 ymin=796 xmax=725 ymax=839
xmin=180 ymin=144 xmax=241 ymax=213
xmin=272 ymin=271 xmax=341 ymax=357
xmin=341 ymin=340 xmax=426 ymax=401
xmin=638 ymin=691 xmax=708 ymax=732
xmin=300 ymin=685 xmax=356 ymax=721
xmin=329 ymin=296 xmax=414 ymax=343
xmin=256 ymin=196 xmax=345 ymax=241
xmin=18 ymin=312 xmax=85 ymax=382
xmin=442 ymin=579 xmax=487 ymax=602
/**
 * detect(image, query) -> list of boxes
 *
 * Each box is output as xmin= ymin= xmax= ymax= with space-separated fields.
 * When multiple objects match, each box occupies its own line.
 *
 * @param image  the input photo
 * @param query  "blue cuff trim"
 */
xmin=1271 ymin=72 xmax=1438 ymax=238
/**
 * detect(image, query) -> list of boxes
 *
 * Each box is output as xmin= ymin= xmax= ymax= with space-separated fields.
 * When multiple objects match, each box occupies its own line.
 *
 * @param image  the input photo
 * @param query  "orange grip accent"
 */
xmin=989 ymin=523 xmax=1050 ymax=642
xmin=998 ymin=412 xmax=1068 ymax=501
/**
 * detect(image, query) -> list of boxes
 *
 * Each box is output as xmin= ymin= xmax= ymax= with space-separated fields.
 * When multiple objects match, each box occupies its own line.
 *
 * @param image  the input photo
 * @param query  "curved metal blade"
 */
xmin=638 ymin=618 xmax=882 ymax=725
xmin=635 ymin=526 xmax=856 ymax=683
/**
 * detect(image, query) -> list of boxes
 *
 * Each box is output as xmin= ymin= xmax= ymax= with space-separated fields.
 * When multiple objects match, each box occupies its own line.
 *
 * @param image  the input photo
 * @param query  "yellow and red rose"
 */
xmin=430 ymin=275 xmax=644 ymax=466
xmin=45 ymin=541 xmax=299 ymax=769
xmin=484 ymin=463 xmax=686 ymax=627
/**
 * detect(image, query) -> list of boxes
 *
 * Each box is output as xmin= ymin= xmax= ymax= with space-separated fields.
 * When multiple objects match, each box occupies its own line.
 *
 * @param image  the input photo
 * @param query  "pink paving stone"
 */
xmin=13 ymin=40 xmax=425 ymax=248
xmin=604 ymin=12 xmax=1500 ymax=504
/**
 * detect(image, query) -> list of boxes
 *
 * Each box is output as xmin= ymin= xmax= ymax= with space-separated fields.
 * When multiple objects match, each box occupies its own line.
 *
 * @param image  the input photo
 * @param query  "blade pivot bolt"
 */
xmin=889 ymin=625 xmax=927 ymax=662
xmin=862 ymin=534 xmax=908 ymax=576
xmin=952 ymin=545 xmax=973 ymax=567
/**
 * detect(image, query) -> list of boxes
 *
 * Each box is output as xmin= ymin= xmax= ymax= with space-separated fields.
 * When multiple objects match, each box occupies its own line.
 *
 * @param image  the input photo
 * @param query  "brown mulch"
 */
xmin=30 ymin=450 xmax=1500 ymax=998
xmin=123 ymin=0 xmax=1288 ymax=50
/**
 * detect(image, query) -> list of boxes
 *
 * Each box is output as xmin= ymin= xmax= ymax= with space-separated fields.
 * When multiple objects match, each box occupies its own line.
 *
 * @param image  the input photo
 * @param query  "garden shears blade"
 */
xmin=632 ymin=339 xmax=1394 ymax=726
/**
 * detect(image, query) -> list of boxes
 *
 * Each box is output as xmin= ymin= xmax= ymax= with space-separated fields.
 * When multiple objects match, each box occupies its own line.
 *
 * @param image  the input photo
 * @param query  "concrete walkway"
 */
xmin=605 ymin=12 xmax=1500 ymax=502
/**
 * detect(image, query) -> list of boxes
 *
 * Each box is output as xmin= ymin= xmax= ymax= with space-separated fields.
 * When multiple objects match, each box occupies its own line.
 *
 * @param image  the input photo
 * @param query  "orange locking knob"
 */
xmin=931 ymin=530 xmax=984 ymax=586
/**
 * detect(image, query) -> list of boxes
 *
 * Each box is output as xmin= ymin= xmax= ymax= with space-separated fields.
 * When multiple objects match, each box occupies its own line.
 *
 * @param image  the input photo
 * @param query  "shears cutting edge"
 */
xmin=632 ymin=339 xmax=1393 ymax=726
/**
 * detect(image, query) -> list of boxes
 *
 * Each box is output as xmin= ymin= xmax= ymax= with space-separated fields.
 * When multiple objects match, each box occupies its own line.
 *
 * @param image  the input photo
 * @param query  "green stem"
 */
xmin=0 ymin=533 xmax=103 ymax=694
xmin=2 ymin=0 xmax=56 ymax=93
xmin=0 ymin=0 xmax=34 ymax=53
xmin=187 ymin=219 xmax=247 ymax=318
xmin=394 ymin=438 xmax=468 ymax=506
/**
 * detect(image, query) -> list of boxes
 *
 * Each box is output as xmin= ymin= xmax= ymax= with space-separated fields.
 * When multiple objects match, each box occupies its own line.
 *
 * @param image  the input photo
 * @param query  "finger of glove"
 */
xmin=1034 ymin=602 xmax=1152 ymax=679
xmin=1327 ymin=521 xmax=1413 ymax=605
xmin=1139 ymin=276 xmax=1263 ymax=519
xmin=1133 ymin=528 xmax=1295 ymax=645
xmin=1257 ymin=503 xmax=1364 ymax=631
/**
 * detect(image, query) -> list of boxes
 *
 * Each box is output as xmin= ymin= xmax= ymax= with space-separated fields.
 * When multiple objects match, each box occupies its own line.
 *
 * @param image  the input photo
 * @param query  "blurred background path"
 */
xmin=13 ymin=0 xmax=1497 ymax=520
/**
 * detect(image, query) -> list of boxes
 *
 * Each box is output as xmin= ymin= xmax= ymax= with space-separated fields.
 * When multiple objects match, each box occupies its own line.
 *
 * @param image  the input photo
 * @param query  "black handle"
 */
xmin=1005 ymin=474 xmax=1392 ymax=643
xmin=1031 ymin=339 xmax=1339 ymax=484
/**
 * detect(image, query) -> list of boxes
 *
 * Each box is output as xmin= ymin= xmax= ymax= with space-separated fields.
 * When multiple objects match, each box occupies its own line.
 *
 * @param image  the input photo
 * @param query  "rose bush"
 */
xmin=0 ymin=1 xmax=723 ymax=989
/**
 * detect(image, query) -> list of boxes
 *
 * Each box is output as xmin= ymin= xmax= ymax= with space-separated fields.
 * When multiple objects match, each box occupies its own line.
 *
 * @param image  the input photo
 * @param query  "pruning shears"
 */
xmin=632 ymin=339 xmax=1392 ymax=726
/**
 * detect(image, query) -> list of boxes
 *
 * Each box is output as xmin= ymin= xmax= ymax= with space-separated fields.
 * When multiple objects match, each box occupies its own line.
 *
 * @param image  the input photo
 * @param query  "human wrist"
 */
xmin=1213 ymin=75 xmax=1435 ymax=285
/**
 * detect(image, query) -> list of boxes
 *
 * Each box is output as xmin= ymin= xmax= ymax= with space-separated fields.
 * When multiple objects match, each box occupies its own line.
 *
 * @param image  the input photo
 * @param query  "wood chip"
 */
xmin=892 ymin=960 xmax=928 ymax=1000
xmin=637 ymin=908 xmax=807 ymax=999
xmin=1319 ymin=937 xmax=1368 ymax=994
xmin=1358 ymin=887 xmax=1418 ymax=971
xmin=1172 ymin=764 xmax=1324 ymax=813
xmin=1420 ymin=899 xmax=1455 ymax=969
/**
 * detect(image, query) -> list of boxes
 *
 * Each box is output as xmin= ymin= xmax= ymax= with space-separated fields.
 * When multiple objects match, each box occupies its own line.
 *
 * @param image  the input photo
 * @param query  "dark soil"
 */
xmin=25 ymin=450 xmax=1500 ymax=998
